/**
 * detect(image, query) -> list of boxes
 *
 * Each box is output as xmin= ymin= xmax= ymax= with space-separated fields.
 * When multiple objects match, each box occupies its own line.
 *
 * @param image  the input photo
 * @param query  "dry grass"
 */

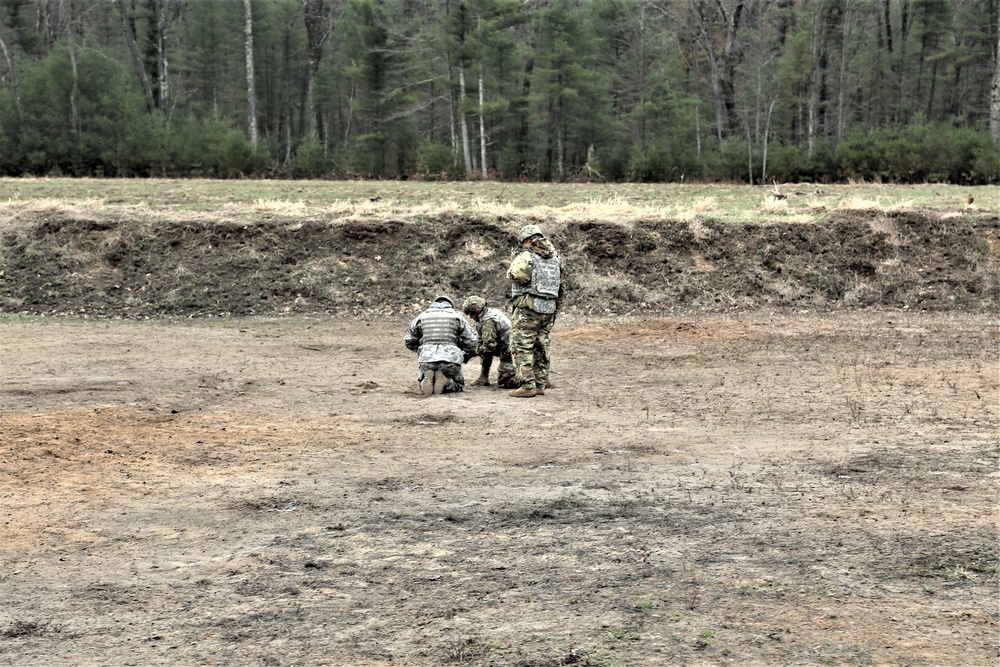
xmin=837 ymin=196 xmax=883 ymax=210
xmin=1 ymin=179 xmax=992 ymax=229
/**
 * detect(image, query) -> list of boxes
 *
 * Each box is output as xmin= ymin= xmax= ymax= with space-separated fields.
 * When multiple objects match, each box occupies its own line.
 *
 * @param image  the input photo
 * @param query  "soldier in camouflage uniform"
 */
xmin=506 ymin=224 xmax=565 ymax=398
xmin=461 ymin=295 xmax=516 ymax=388
xmin=404 ymin=295 xmax=479 ymax=395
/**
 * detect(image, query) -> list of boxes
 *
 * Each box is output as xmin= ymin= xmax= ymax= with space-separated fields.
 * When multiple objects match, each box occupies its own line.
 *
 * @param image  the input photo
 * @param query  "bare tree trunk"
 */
xmin=69 ymin=42 xmax=80 ymax=139
xmin=458 ymin=64 xmax=473 ymax=179
xmin=154 ymin=0 xmax=169 ymax=111
xmin=343 ymin=64 xmax=356 ymax=147
xmin=302 ymin=0 xmax=333 ymax=142
xmin=637 ymin=3 xmax=648 ymax=158
xmin=992 ymin=28 xmax=1000 ymax=147
xmin=687 ymin=0 xmax=761 ymax=141
xmin=762 ymin=98 xmax=775 ymax=182
xmin=115 ymin=0 xmax=156 ymax=113
xmin=835 ymin=0 xmax=858 ymax=146
xmin=0 ymin=34 xmax=23 ymax=124
xmin=557 ymin=125 xmax=564 ymax=181
xmin=695 ymin=104 xmax=702 ymax=158
xmin=478 ymin=60 xmax=488 ymax=181
xmin=557 ymin=93 xmax=565 ymax=181
xmin=807 ymin=0 xmax=823 ymax=155
xmin=690 ymin=0 xmax=727 ymax=142
xmin=283 ymin=111 xmax=293 ymax=166
xmin=244 ymin=0 xmax=259 ymax=146
xmin=446 ymin=58 xmax=459 ymax=168
xmin=896 ymin=0 xmax=911 ymax=121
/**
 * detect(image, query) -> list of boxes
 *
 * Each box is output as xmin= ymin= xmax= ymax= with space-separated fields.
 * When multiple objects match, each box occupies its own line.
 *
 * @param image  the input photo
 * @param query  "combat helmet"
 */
xmin=517 ymin=224 xmax=544 ymax=243
xmin=462 ymin=295 xmax=487 ymax=316
xmin=433 ymin=294 xmax=455 ymax=307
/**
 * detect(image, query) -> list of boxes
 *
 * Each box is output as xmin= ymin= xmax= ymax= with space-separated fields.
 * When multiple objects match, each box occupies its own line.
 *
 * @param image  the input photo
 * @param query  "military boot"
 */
xmin=472 ymin=356 xmax=492 ymax=386
xmin=509 ymin=385 xmax=537 ymax=398
xmin=431 ymin=370 xmax=448 ymax=395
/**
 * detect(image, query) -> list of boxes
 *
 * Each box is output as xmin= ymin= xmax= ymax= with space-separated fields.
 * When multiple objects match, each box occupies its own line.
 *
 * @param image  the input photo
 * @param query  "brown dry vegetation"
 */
xmin=0 ymin=183 xmax=998 ymax=667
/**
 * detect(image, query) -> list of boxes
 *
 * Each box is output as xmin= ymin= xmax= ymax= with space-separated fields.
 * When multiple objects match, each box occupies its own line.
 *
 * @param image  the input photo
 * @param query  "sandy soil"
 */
xmin=0 ymin=312 xmax=996 ymax=667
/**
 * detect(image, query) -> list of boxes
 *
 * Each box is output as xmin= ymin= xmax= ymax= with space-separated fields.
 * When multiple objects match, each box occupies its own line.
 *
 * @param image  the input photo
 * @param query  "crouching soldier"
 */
xmin=462 ymin=295 xmax=517 ymax=388
xmin=404 ymin=295 xmax=479 ymax=395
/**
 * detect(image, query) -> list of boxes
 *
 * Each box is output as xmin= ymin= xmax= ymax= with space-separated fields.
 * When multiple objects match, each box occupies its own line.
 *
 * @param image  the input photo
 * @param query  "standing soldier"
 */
xmin=506 ymin=224 xmax=565 ymax=398
xmin=462 ymin=295 xmax=516 ymax=388
xmin=404 ymin=295 xmax=479 ymax=395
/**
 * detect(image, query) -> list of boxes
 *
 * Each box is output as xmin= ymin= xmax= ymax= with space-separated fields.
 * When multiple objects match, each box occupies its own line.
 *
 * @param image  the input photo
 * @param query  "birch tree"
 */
xmin=244 ymin=0 xmax=259 ymax=146
xmin=991 ymin=23 xmax=1000 ymax=146
xmin=0 ymin=33 xmax=23 ymax=124
xmin=115 ymin=0 xmax=156 ymax=113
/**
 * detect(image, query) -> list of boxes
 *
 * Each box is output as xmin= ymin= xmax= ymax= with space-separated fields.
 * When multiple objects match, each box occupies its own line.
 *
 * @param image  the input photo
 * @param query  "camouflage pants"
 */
xmin=418 ymin=361 xmax=464 ymax=393
xmin=482 ymin=352 xmax=518 ymax=388
xmin=509 ymin=307 xmax=555 ymax=390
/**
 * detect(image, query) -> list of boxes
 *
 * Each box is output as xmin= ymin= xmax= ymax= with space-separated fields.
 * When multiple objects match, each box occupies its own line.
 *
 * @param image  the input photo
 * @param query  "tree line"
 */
xmin=1 ymin=0 xmax=998 ymax=184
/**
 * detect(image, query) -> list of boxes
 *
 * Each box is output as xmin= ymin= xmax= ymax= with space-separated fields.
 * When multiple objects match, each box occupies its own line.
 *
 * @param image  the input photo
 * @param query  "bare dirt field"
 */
xmin=1 ymin=310 xmax=996 ymax=666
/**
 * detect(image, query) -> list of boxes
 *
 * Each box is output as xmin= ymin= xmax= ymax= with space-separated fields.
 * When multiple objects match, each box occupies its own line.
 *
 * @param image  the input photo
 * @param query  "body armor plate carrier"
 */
xmin=510 ymin=252 xmax=560 ymax=300
xmin=419 ymin=309 xmax=461 ymax=347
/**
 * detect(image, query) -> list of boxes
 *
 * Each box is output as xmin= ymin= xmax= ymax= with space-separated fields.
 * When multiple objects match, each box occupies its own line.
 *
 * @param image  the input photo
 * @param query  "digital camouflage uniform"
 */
xmin=478 ymin=308 xmax=517 ymax=387
xmin=507 ymin=228 xmax=564 ymax=395
xmin=404 ymin=296 xmax=479 ymax=393
xmin=463 ymin=298 xmax=516 ymax=388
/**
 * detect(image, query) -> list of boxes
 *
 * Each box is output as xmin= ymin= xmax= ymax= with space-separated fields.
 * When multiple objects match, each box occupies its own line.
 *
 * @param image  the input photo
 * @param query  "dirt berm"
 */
xmin=1 ymin=208 xmax=996 ymax=317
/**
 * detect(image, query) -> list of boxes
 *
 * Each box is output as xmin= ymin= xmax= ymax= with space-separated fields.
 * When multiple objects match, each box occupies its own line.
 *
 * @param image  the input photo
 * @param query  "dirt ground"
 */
xmin=0 ymin=310 xmax=996 ymax=666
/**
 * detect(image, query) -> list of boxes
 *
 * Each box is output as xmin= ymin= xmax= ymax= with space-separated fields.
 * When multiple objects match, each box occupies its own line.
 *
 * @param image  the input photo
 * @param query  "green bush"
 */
xmin=835 ymin=124 xmax=999 ymax=184
xmin=717 ymin=138 xmax=753 ymax=182
xmin=291 ymin=139 xmax=334 ymax=178
xmin=762 ymin=143 xmax=803 ymax=183
xmin=417 ymin=141 xmax=458 ymax=180
xmin=595 ymin=143 xmax=631 ymax=182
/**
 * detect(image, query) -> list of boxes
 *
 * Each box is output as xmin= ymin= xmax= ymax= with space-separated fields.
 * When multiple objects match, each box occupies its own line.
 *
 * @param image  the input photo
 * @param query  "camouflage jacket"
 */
xmin=477 ymin=307 xmax=511 ymax=358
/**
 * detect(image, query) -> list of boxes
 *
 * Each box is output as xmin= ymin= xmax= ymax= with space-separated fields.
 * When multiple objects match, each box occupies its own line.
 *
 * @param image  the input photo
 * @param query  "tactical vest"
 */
xmin=510 ymin=251 xmax=561 ymax=300
xmin=419 ymin=308 xmax=460 ymax=346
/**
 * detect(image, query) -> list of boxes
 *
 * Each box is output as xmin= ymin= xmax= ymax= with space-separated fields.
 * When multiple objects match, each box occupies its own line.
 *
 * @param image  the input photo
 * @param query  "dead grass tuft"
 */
xmin=837 ymin=196 xmax=883 ymax=210
xmin=759 ymin=196 xmax=789 ymax=213
xmin=687 ymin=219 xmax=714 ymax=242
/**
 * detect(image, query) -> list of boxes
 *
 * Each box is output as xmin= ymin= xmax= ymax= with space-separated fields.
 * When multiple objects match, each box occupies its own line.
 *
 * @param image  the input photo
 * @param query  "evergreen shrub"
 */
xmin=836 ymin=124 xmax=999 ymax=184
xmin=417 ymin=142 xmax=456 ymax=180
xmin=292 ymin=139 xmax=335 ymax=178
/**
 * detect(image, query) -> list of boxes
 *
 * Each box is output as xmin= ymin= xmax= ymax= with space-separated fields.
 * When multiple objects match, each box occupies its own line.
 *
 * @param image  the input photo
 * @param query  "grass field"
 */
xmin=0 ymin=177 xmax=993 ymax=222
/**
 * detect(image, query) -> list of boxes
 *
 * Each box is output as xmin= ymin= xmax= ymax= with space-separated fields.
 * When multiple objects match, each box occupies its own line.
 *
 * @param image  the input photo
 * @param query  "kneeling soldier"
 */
xmin=404 ymin=295 xmax=479 ymax=395
xmin=462 ymin=295 xmax=516 ymax=388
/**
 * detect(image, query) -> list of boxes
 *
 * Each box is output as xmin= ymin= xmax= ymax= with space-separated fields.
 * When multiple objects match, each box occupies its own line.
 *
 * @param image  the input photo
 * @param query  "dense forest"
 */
xmin=1 ymin=0 xmax=998 ymax=183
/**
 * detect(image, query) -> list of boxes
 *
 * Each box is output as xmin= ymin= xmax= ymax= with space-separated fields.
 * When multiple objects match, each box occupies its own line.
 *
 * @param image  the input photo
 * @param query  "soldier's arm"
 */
xmin=506 ymin=251 xmax=533 ymax=284
xmin=479 ymin=319 xmax=500 ymax=355
xmin=457 ymin=318 xmax=479 ymax=354
xmin=403 ymin=317 xmax=422 ymax=351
